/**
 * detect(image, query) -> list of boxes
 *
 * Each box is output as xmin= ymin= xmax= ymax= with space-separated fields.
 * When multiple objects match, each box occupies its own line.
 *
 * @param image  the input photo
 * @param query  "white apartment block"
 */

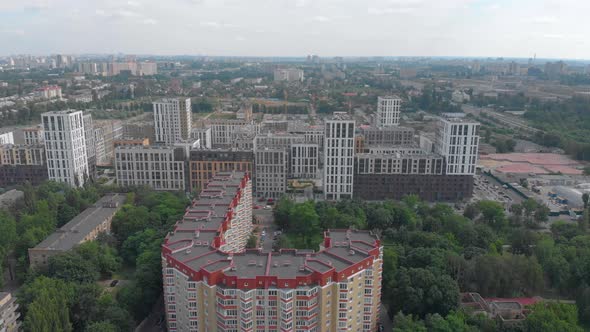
xmin=208 ymin=119 xmax=249 ymax=148
xmin=376 ymin=96 xmax=401 ymax=127
xmin=324 ymin=113 xmax=355 ymax=200
xmin=153 ymin=98 xmax=192 ymax=145
xmin=115 ymin=146 xmax=186 ymax=191
xmin=435 ymin=116 xmax=480 ymax=175
xmin=42 ymin=110 xmax=89 ymax=187
xmin=190 ymin=127 xmax=212 ymax=149
xmin=0 ymin=131 xmax=14 ymax=145
xmin=291 ymin=143 xmax=319 ymax=179
xmin=273 ymin=68 xmax=304 ymax=82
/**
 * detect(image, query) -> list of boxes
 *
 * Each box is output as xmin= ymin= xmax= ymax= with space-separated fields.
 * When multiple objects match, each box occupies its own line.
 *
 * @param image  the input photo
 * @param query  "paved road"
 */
xmin=380 ymin=304 xmax=392 ymax=332
xmin=253 ymin=204 xmax=277 ymax=251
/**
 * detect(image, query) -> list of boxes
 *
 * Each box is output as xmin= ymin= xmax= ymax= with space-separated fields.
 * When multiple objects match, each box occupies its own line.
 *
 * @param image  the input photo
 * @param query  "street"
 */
xmin=252 ymin=200 xmax=277 ymax=251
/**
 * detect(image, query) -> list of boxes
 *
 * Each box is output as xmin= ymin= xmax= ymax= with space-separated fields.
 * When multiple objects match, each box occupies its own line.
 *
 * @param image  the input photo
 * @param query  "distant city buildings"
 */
xmin=34 ymin=85 xmax=62 ymax=100
xmin=42 ymin=110 xmax=89 ymax=187
xmin=153 ymin=98 xmax=192 ymax=145
xmin=375 ymin=96 xmax=401 ymax=127
xmin=77 ymin=61 xmax=158 ymax=76
xmin=273 ymin=68 xmax=304 ymax=82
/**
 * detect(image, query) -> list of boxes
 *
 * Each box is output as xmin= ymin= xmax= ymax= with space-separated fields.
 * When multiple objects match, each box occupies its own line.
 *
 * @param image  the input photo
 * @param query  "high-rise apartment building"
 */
xmin=435 ymin=116 xmax=480 ymax=175
xmin=114 ymin=146 xmax=186 ymax=191
xmin=83 ymin=114 xmax=96 ymax=179
xmin=95 ymin=120 xmax=123 ymax=166
xmin=207 ymin=119 xmax=250 ymax=148
xmin=153 ymin=98 xmax=192 ymax=145
xmin=42 ymin=110 xmax=89 ymax=187
xmin=375 ymin=96 xmax=401 ymax=127
xmin=324 ymin=113 xmax=355 ymax=200
xmin=162 ymin=171 xmax=383 ymax=332
xmin=254 ymin=133 xmax=304 ymax=198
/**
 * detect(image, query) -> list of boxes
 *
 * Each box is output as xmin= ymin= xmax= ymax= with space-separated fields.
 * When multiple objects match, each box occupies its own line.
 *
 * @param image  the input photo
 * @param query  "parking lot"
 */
xmin=472 ymin=174 xmax=524 ymax=207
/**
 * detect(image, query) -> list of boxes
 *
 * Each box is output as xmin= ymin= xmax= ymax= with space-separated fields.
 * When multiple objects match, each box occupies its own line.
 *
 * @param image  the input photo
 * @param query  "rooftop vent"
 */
xmin=230 ymin=266 xmax=237 ymax=271
xmin=273 ymin=262 xmax=279 ymax=267
xmin=349 ymin=250 xmax=355 ymax=256
xmin=299 ymin=265 xmax=306 ymax=272
xmin=186 ymin=249 xmax=191 ymax=254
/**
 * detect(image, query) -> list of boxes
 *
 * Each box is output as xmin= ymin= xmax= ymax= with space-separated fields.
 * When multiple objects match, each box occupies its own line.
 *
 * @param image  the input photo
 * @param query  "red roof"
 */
xmin=485 ymin=297 xmax=543 ymax=306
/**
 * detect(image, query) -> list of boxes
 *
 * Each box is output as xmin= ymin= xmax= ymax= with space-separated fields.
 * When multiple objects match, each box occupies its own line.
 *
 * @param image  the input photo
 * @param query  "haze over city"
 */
xmin=2 ymin=0 xmax=590 ymax=59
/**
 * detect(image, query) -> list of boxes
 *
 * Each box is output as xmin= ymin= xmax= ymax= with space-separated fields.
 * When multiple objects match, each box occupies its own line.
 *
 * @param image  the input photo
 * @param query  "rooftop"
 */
xmin=163 ymin=173 xmax=380 ymax=287
xmin=32 ymin=194 xmax=126 ymax=251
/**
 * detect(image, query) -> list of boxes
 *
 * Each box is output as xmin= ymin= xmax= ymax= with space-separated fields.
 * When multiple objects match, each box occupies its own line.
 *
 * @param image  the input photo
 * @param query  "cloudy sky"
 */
xmin=1 ymin=0 xmax=589 ymax=59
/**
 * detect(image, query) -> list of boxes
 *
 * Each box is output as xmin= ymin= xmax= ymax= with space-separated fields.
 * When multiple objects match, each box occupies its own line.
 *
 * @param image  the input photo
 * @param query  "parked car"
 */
xmin=110 ymin=280 xmax=119 ymax=287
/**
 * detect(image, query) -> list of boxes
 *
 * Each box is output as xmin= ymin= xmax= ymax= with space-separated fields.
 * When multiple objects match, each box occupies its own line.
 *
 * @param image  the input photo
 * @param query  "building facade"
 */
xmin=324 ymin=113 xmax=355 ymax=200
xmin=23 ymin=127 xmax=43 ymax=145
xmin=435 ymin=116 xmax=480 ymax=175
xmin=189 ymin=149 xmax=253 ymax=193
xmin=291 ymin=143 xmax=319 ymax=179
xmin=207 ymin=119 xmax=250 ymax=148
xmin=358 ymin=126 xmax=414 ymax=148
xmin=0 ymin=131 xmax=14 ymax=145
xmin=162 ymin=172 xmax=383 ymax=332
xmin=115 ymin=146 xmax=187 ymax=191
xmin=191 ymin=127 xmax=212 ymax=149
xmin=154 ymin=98 xmax=192 ymax=145
xmin=42 ymin=110 xmax=89 ymax=187
xmin=0 ymin=145 xmax=47 ymax=187
xmin=0 ymin=292 xmax=20 ymax=332
xmin=255 ymin=148 xmax=288 ymax=199
xmin=375 ymin=96 xmax=401 ymax=127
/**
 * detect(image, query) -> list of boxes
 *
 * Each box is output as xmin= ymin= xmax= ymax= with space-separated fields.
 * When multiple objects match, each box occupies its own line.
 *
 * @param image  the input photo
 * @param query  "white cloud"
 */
xmin=235 ymin=35 xmax=246 ymax=41
xmin=312 ymin=16 xmax=331 ymax=22
xmin=368 ymin=7 xmax=414 ymax=15
xmin=1 ymin=29 xmax=26 ymax=36
xmin=199 ymin=21 xmax=239 ymax=28
xmin=526 ymin=16 xmax=558 ymax=24
xmin=127 ymin=1 xmax=141 ymax=7
xmin=143 ymin=18 xmax=158 ymax=25
xmin=543 ymin=34 xmax=564 ymax=39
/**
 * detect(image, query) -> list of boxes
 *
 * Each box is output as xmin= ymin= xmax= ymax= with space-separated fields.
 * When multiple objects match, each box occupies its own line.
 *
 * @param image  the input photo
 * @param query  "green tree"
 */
xmin=84 ymin=321 xmax=117 ymax=332
xmin=46 ymin=251 xmax=100 ymax=283
xmin=392 ymin=267 xmax=459 ymax=318
xmin=476 ymin=200 xmax=506 ymax=231
xmin=526 ymin=302 xmax=583 ymax=332
xmin=246 ymin=234 xmax=258 ymax=249
xmin=392 ymin=312 xmax=427 ymax=332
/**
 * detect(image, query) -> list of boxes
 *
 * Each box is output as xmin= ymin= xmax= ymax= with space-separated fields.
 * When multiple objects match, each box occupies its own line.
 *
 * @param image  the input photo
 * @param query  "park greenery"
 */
xmin=274 ymin=195 xmax=590 ymax=331
xmin=0 ymin=180 xmax=189 ymax=331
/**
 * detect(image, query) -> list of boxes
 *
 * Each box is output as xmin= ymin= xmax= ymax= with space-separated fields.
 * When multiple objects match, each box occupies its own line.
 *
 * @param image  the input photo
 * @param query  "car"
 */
xmin=254 ymin=205 xmax=261 ymax=209
xmin=110 ymin=279 xmax=119 ymax=287
xmin=261 ymin=231 xmax=266 ymax=237
xmin=264 ymin=205 xmax=271 ymax=210
xmin=258 ymin=197 xmax=266 ymax=202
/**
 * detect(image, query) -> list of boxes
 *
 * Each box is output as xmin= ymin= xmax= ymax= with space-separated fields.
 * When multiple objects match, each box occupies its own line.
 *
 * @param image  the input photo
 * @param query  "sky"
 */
xmin=1 ymin=0 xmax=589 ymax=59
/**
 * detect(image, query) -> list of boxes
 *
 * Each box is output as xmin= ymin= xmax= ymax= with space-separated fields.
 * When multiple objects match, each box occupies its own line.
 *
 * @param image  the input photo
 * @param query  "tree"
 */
xmin=84 ymin=321 xmax=117 ymax=332
xmin=526 ymin=302 xmax=584 ymax=332
xmin=582 ymin=193 xmax=589 ymax=209
xmin=246 ymin=234 xmax=258 ymax=249
xmin=392 ymin=267 xmax=459 ymax=318
xmin=75 ymin=241 xmax=121 ymax=277
xmin=392 ymin=312 xmax=427 ymax=332
xmin=576 ymin=287 xmax=590 ymax=326
xmin=19 ymin=277 xmax=75 ymax=332
xmin=476 ymin=200 xmax=506 ymax=231
xmin=46 ymin=251 xmax=99 ymax=283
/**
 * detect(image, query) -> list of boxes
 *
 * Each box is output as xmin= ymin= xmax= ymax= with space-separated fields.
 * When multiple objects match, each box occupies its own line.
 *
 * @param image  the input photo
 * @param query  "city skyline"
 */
xmin=2 ymin=0 xmax=590 ymax=59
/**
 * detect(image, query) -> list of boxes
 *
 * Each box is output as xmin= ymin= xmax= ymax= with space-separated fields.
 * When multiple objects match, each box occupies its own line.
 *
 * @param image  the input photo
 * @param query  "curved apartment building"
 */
xmin=162 ymin=171 xmax=383 ymax=332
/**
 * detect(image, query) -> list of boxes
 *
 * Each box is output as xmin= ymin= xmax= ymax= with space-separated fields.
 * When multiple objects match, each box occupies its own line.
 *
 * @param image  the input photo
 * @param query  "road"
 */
xmin=380 ymin=304 xmax=392 ymax=332
xmin=252 ymin=202 xmax=277 ymax=251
